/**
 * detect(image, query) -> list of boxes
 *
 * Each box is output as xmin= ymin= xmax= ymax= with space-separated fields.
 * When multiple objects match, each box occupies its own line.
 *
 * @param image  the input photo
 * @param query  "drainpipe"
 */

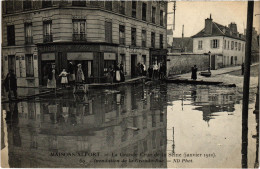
xmin=242 ymin=1 xmax=254 ymax=168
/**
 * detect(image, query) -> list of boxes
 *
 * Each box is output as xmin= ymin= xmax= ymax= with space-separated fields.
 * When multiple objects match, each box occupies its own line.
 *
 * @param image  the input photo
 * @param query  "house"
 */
xmin=192 ymin=15 xmax=245 ymax=70
xmin=2 ymin=1 xmax=168 ymax=87
xmin=172 ymin=37 xmax=193 ymax=53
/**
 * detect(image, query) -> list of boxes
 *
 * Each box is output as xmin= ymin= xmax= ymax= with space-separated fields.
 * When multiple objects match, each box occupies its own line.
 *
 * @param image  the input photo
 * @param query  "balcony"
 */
xmin=73 ymin=33 xmax=86 ymax=41
xmin=43 ymin=35 xmax=53 ymax=43
xmin=25 ymin=37 xmax=33 ymax=45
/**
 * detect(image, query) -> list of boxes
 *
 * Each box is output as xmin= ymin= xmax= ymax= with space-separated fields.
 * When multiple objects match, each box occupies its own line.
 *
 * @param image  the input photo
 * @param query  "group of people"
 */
xmin=147 ymin=62 xmax=166 ymax=80
xmin=107 ymin=62 xmax=125 ymax=83
xmin=47 ymin=62 xmax=86 ymax=89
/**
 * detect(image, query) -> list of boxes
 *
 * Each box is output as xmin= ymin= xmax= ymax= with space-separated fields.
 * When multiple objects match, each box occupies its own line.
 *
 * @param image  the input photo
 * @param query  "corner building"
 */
xmin=2 ymin=1 xmax=168 ymax=87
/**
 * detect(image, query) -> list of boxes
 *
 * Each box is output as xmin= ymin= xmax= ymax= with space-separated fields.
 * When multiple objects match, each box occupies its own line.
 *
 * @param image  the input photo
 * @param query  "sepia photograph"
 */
xmin=0 ymin=0 xmax=259 ymax=168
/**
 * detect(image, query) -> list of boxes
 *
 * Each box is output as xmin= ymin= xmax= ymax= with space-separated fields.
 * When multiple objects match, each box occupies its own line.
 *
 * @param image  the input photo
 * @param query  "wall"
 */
xmin=167 ymin=53 xmax=208 ymax=76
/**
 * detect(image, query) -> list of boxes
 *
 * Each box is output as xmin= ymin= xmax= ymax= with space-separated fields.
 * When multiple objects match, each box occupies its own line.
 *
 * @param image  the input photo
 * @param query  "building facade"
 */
xmin=192 ymin=15 xmax=245 ymax=70
xmin=2 ymin=1 xmax=168 ymax=87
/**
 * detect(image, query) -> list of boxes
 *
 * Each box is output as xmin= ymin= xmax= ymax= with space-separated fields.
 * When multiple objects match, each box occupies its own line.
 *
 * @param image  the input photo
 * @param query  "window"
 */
xmin=142 ymin=3 xmax=147 ymax=21
xmin=151 ymin=32 xmax=155 ymax=48
xmin=228 ymin=41 xmax=230 ymax=50
xmin=231 ymin=41 xmax=234 ymax=50
xmin=119 ymin=1 xmax=125 ymax=15
xmin=25 ymin=54 xmax=34 ymax=77
xmin=23 ymin=0 xmax=32 ymax=10
xmin=211 ymin=39 xmax=219 ymax=48
xmin=132 ymin=1 xmax=136 ymax=18
xmin=198 ymin=40 xmax=203 ymax=50
xmin=142 ymin=30 xmax=146 ymax=47
xmin=73 ymin=19 xmax=86 ymax=41
xmin=224 ymin=40 xmax=226 ymax=49
xmin=25 ymin=23 xmax=33 ymax=44
xmin=105 ymin=21 xmax=112 ymax=43
xmin=160 ymin=10 xmax=164 ymax=26
xmin=131 ymin=27 xmax=136 ymax=46
xmin=7 ymin=25 xmax=15 ymax=46
xmin=105 ymin=1 xmax=112 ymax=11
xmin=43 ymin=21 xmax=52 ymax=42
xmin=119 ymin=25 xmax=125 ymax=45
xmin=152 ymin=7 xmax=156 ymax=24
xmin=42 ymin=0 xmax=52 ymax=8
xmin=235 ymin=42 xmax=237 ymax=50
xmin=160 ymin=34 xmax=163 ymax=49
xmin=72 ymin=1 xmax=86 ymax=7
xmin=6 ymin=0 xmax=14 ymax=14
xmin=238 ymin=42 xmax=241 ymax=51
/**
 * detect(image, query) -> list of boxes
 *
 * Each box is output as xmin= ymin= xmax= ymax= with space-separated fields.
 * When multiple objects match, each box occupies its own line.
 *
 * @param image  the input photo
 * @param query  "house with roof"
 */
xmin=172 ymin=37 xmax=193 ymax=53
xmin=192 ymin=15 xmax=246 ymax=69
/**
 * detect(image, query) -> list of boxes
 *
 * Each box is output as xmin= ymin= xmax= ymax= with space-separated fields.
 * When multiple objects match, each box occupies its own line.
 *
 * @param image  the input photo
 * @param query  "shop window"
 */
xmin=23 ymin=0 xmax=32 ymax=10
xmin=104 ymin=60 xmax=115 ymax=74
xmin=119 ymin=25 xmax=125 ymax=45
xmin=151 ymin=32 xmax=155 ymax=48
xmin=119 ymin=1 xmax=125 ymax=15
xmin=26 ymin=54 xmax=34 ymax=77
xmin=73 ymin=19 xmax=86 ymax=41
xmin=72 ymin=1 xmax=86 ymax=7
xmin=43 ymin=20 xmax=52 ymax=42
xmin=25 ymin=23 xmax=33 ymax=44
xmin=160 ymin=34 xmax=163 ymax=49
xmin=142 ymin=3 xmax=147 ymax=21
xmin=42 ymin=0 xmax=52 ymax=8
xmin=142 ymin=30 xmax=146 ymax=47
xmin=132 ymin=1 xmax=136 ymax=18
xmin=152 ymin=7 xmax=156 ymax=23
xmin=105 ymin=1 xmax=112 ymax=11
xmin=131 ymin=27 xmax=136 ymax=46
xmin=7 ymin=25 xmax=15 ymax=46
xmin=105 ymin=21 xmax=112 ymax=43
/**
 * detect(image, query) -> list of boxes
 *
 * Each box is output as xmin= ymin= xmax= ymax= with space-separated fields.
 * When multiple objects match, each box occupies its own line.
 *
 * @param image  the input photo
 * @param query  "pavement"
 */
xmin=166 ymin=63 xmax=259 ymax=86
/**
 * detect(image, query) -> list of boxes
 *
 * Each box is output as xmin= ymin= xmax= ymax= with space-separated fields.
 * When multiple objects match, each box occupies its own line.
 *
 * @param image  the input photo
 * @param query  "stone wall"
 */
xmin=167 ymin=53 xmax=209 ymax=76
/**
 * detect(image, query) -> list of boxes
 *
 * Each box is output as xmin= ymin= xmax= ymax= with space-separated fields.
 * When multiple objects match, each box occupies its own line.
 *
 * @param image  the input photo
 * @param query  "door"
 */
xmin=131 ymin=55 xmax=137 ymax=77
xmin=211 ymin=55 xmax=215 ymax=70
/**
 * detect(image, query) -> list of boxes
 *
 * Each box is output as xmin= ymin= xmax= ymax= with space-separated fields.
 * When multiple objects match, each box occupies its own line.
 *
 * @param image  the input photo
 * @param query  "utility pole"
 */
xmin=242 ymin=1 xmax=254 ymax=168
xmin=173 ymin=1 xmax=176 ymax=31
xmin=181 ymin=25 xmax=184 ymax=52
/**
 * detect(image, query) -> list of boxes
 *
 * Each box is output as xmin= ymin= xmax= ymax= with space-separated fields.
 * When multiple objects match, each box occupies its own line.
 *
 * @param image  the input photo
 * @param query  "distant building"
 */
xmin=167 ymin=29 xmax=173 ymax=47
xmin=244 ymin=27 xmax=259 ymax=63
xmin=172 ymin=37 xmax=193 ymax=53
xmin=192 ymin=15 xmax=245 ymax=69
xmin=2 ymin=1 xmax=168 ymax=87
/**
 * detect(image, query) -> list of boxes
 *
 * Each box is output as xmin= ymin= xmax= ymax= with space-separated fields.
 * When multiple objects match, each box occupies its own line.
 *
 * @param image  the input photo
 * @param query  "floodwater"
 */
xmin=1 ymin=82 xmax=258 ymax=168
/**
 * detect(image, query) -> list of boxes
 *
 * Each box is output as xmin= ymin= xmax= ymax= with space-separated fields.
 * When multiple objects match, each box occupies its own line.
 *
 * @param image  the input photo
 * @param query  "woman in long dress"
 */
xmin=47 ymin=66 xmax=56 ymax=90
xmin=76 ymin=64 xmax=85 ymax=83
xmin=115 ymin=63 xmax=121 ymax=82
xmin=59 ymin=69 xmax=69 ymax=88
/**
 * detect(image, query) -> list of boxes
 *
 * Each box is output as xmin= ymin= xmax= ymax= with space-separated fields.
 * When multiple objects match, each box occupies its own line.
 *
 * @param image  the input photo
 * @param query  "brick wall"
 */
xmin=167 ymin=53 xmax=209 ymax=76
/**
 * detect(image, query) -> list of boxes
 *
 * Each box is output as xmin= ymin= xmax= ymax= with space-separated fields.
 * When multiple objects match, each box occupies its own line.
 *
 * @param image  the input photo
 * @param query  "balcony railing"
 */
xmin=43 ymin=34 xmax=53 ymax=43
xmin=25 ymin=37 xmax=33 ymax=45
xmin=73 ymin=33 xmax=86 ymax=41
xmin=119 ymin=38 xmax=125 ymax=45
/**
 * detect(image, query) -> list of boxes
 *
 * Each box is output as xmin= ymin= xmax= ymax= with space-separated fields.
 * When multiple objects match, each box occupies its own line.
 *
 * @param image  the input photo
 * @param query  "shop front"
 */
xmin=37 ymin=42 xmax=118 ymax=85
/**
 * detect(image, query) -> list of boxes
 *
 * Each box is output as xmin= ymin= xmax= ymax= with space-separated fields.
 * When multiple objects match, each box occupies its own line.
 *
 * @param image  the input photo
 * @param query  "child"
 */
xmin=59 ymin=69 xmax=69 ymax=88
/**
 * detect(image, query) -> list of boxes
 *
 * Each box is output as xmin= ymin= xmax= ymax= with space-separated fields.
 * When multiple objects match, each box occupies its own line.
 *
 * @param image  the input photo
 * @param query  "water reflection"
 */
xmin=2 ymin=84 xmax=167 ymax=168
xmin=2 ymin=83 xmax=258 ymax=168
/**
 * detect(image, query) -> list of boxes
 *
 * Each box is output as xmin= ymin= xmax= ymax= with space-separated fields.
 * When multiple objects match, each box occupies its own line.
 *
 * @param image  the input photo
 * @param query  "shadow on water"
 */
xmin=1 ymin=83 xmax=258 ymax=168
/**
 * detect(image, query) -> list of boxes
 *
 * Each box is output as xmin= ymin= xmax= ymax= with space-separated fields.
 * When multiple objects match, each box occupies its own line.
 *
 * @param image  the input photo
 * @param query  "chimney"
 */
xmin=229 ymin=22 xmax=237 ymax=34
xmin=205 ymin=14 xmax=213 ymax=35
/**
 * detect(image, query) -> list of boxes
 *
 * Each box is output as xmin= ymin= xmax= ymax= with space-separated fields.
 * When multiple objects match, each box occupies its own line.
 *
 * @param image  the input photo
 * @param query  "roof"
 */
xmin=172 ymin=37 xmax=193 ymax=52
xmin=192 ymin=21 xmax=245 ymax=41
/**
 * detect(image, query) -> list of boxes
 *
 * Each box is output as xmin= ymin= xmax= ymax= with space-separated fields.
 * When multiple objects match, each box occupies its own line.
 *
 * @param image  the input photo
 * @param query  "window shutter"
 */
xmin=210 ymin=40 xmax=213 ymax=48
xmin=217 ymin=40 xmax=219 ymax=48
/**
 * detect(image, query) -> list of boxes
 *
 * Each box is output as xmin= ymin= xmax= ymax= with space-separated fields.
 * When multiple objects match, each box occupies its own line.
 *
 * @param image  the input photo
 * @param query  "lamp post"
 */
xmin=208 ymin=51 xmax=211 ymax=72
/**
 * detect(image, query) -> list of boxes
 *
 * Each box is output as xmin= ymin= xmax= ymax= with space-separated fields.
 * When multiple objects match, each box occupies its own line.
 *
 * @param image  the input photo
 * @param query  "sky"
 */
xmin=167 ymin=1 xmax=260 ymax=37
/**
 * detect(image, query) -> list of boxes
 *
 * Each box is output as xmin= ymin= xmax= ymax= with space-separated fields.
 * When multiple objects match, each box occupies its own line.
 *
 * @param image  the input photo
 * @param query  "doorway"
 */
xmin=131 ymin=54 xmax=137 ymax=77
xmin=8 ymin=55 xmax=16 ymax=72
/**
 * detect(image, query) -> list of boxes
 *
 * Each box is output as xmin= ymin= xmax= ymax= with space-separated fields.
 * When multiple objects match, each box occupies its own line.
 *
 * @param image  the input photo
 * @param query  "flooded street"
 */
xmin=1 ymin=82 xmax=258 ymax=168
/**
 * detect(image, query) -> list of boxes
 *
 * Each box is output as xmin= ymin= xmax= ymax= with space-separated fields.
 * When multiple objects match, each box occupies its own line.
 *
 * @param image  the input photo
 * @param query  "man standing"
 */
xmin=153 ymin=63 xmax=159 ymax=80
xmin=191 ymin=65 xmax=198 ymax=80
xmin=4 ymin=69 xmax=18 ymax=99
